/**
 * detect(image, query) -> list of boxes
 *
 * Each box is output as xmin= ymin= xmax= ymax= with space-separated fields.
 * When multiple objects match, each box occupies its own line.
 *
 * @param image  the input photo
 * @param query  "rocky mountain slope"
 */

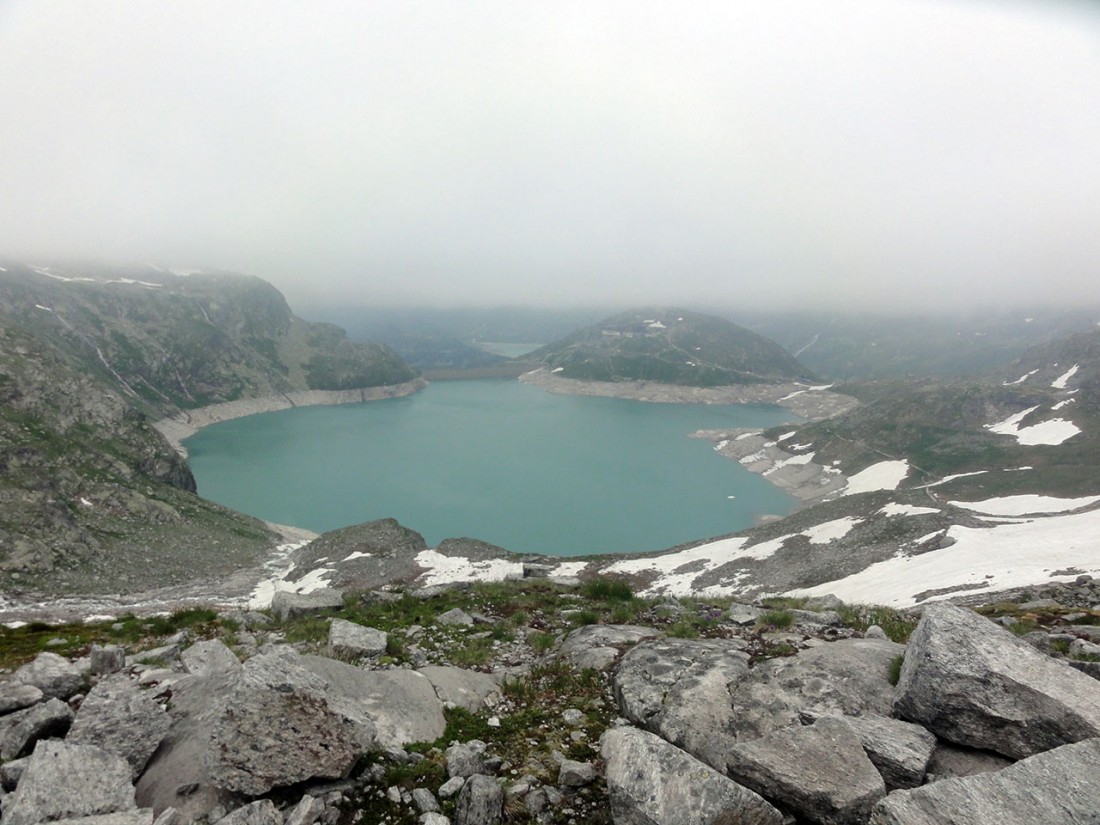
xmin=0 ymin=577 xmax=1097 ymax=825
xmin=526 ymin=308 xmax=816 ymax=387
xmin=0 ymin=262 xmax=416 ymax=416
xmin=0 ymin=261 xmax=420 ymax=596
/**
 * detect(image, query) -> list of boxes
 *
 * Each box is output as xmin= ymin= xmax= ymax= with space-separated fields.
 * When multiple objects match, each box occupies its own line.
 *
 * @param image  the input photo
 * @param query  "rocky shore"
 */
xmin=1 ymin=577 xmax=1098 ymax=825
xmin=518 ymin=368 xmax=858 ymax=420
xmin=153 ymin=379 xmax=427 ymax=457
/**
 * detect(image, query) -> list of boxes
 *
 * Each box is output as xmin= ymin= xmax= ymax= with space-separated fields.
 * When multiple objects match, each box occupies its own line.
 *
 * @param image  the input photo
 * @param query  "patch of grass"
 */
xmin=1050 ymin=638 xmax=1072 ymax=655
xmin=450 ymin=635 xmax=494 ymax=668
xmin=572 ymin=610 xmax=600 ymax=627
xmin=529 ymin=631 xmax=557 ymax=654
xmin=760 ymin=596 xmax=808 ymax=610
xmin=757 ymin=609 xmax=794 ymax=629
xmin=888 ymin=654 xmax=905 ymax=685
xmin=440 ymin=706 xmax=495 ymax=743
xmin=835 ymin=603 xmax=918 ymax=644
xmin=581 ymin=577 xmax=634 ymax=601
xmin=667 ymin=621 xmax=700 ymax=639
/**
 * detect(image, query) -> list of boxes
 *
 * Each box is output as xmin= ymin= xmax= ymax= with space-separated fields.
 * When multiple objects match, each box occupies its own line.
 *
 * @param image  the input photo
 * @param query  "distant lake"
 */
xmin=184 ymin=380 xmax=798 ymax=556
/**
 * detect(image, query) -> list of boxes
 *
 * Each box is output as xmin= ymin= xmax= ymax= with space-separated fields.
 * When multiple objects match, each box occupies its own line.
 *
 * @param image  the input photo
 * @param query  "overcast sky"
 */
xmin=1 ymin=1 xmax=1098 ymax=313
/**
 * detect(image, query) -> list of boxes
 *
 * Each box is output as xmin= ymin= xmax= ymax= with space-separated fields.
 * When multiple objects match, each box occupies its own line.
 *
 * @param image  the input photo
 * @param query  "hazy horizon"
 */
xmin=2 ymin=1 xmax=1098 ymax=314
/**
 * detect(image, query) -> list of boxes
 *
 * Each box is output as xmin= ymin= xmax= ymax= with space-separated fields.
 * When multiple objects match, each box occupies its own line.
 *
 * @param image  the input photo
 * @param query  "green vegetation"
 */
xmin=757 ymin=609 xmax=794 ymax=630
xmin=834 ymin=603 xmax=918 ymax=644
xmin=888 ymin=654 xmax=905 ymax=686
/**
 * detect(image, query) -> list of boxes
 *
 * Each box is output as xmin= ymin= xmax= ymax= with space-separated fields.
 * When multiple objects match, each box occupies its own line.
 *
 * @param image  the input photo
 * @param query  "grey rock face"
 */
xmin=213 ymin=799 xmax=283 ymax=825
xmin=0 ymin=683 xmax=43 ymax=716
xmin=301 ymin=655 xmax=445 ymax=748
xmin=602 ymin=726 xmax=783 ymax=825
xmin=180 ymin=639 xmax=241 ymax=677
xmin=558 ymin=759 xmax=596 ymax=787
xmin=830 ymin=714 xmax=937 ymax=790
xmin=90 ymin=644 xmax=128 ymax=677
xmin=558 ymin=624 xmax=661 ymax=671
xmin=614 ymin=638 xmax=750 ymax=771
xmin=2 ymin=740 xmax=137 ymax=825
xmin=446 ymin=740 xmax=488 ymax=779
xmin=869 ymin=738 xmax=1100 ymax=825
xmin=412 ymin=787 xmax=440 ymax=813
xmin=270 ymin=589 xmax=344 ymax=621
xmin=924 ymin=741 xmax=1014 ymax=782
xmin=206 ymin=651 xmax=360 ymax=796
xmin=327 ymin=619 xmax=387 ymax=659
xmin=12 ymin=651 xmax=85 ymax=700
xmin=0 ymin=696 xmax=74 ymax=759
xmin=894 ymin=602 xmax=1100 ymax=759
xmin=725 ymin=717 xmax=886 ymax=825
xmin=68 ymin=675 xmax=172 ymax=777
xmin=0 ymin=755 xmax=28 ymax=791
xmin=419 ymin=666 xmax=501 ymax=712
xmin=437 ymin=608 xmax=475 ymax=626
xmin=47 ymin=813 xmax=155 ymax=825
xmin=729 ymin=638 xmax=904 ymax=741
xmin=454 ymin=774 xmax=503 ymax=825
xmin=729 ymin=603 xmax=765 ymax=625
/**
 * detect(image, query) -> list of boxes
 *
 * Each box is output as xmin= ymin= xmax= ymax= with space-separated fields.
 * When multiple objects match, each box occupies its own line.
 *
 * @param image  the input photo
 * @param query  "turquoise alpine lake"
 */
xmin=183 ymin=380 xmax=799 ymax=556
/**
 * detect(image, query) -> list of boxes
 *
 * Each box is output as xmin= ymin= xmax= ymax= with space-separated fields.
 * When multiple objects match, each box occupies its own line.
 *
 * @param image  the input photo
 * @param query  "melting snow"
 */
xmin=842 ymin=460 xmax=910 ymax=495
xmin=1003 ymin=369 xmax=1038 ymax=386
xmin=1051 ymin=364 xmax=1079 ymax=389
xmin=791 ymin=508 xmax=1100 ymax=608
xmin=34 ymin=304 xmax=52 ymax=311
xmin=551 ymin=367 xmax=564 ymax=373
xmin=342 ymin=550 xmax=372 ymax=562
xmin=802 ymin=517 xmax=861 ymax=544
xmin=879 ymin=503 xmax=939 ymax=517
xmin=764 ymin=452 xmax=816 ymax=476
xmin=986 ymin=407 xmax=1081 ymax=446
xmin=1052 ymin=398 xmax=1076 ymax=411
xmin=776 ymin=432 xmax=796 ymax=442
xmin=918 ymin=471 xmax=988 ymax=489
xmin=414 ymin=549 xmax=524 ymax=587
xmin=950 ymin=494 xmax=1100 ymax=517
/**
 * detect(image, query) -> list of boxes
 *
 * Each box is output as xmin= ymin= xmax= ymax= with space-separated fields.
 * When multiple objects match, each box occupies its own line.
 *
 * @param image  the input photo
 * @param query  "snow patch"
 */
xmin=414 ymin=549 xmax=524 ymax=588
xmin=879 ymin=503 xmax=939 ymax=517
xmin=842 ymin=460 xmax=910 ymax=495
xmin=776 ymin=432 xmax=796 ymax=442
xmin=342 ymin=550 xmax=372 ymax=562
xmin=34 ymin=304 xmax=52 ymax=311
xmin=790 ymin=508 xmax=1100 ymax=608
xmin=763 ymin=451 xmax=816 ymax=476
xmin=802 ymin=517 xmax=861 ymax=544
xmin=1051 ymin=364 xmax=1079 ymax=389
xmin=987 ymin=407 xmax=1081 ymax=446
xmin=1002 ymin=369 xmax=1038 ymax=386
xmin=1052 ymin=398 xmax=1076 ymax=411
xmin=950 ymin=494 xmax=1100 ymax=517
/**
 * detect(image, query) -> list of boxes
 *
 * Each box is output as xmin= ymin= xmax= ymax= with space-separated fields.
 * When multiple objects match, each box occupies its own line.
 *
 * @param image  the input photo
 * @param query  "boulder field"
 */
xmin=0 ymin=589 xmax=1099 ymax=825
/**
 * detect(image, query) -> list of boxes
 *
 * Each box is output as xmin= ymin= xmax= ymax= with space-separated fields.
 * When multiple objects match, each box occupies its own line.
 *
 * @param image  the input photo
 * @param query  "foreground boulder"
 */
xmin=3 ymin=739 xmax=139 ymax=825
xmin=614 ymin=638 xmax=750 ymax=770
xmin=557 ymin=624 xmax=661 ymax=670
xmin=0 ymin=697 xmax=73 ymax=760
xmin=827 ymin=714 xmax=937 ymax=790
xmin=137 ymin=648 xmax=360 ymax=820
xmin=601 ymin=725 xmax=783 ymax=825
xmin=894 ymin=602 xmax=1100 ymax=759
xmin=728 ymin=638 xmax=904 ymax=741
xmin=12 ymin=651 xmax=84 ymax=700
xmin=67 ymin=675 xmax=172 ymax=778
xmin=869 ymin=738 xmax=1100 ymax=824
xmin=725 ymin=717 xmax=886 ymax=825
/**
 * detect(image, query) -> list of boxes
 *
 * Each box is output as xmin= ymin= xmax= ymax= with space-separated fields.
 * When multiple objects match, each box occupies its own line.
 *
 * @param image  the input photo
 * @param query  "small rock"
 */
xmin=181 ymin=639 xmax=241 ymax=677
xmin=213 ymin=799 xmax=283 ymax=824
xmin=446 ymin=741 xmax=488 ymax=779
xmin=0 ymin=697 xmax=74 ymax=760
xmin=454 ymin=774 xmax=503 ymax=825
xmin=729 ymin=604 xmax=765 ymax=625
xmin=12 ymin=652 xmax=85 ymax=700
xmin=561 ymin=709 xmax=586 ymax=726
xmin=558 ymin=759 xmax=596 ymax=788
xmin=864 ymin=625 xmax=888 ymax=640
xmin=420 ymin=814 xmax=450 ymax=825
xmin=0 ymin=683 xmax=44 ymax=716
xmin=437 ymin=608 xmax=474 ymax=626
xmin=68 ymin=675 xmax=172 ymax=778
xmin=90 ymin=645 xmax=128 ymax=676
xmin=439 ymin=776 xmax=466 ymax=798
xmin=270 ymin=589 xmax=344 ymax=621
xmin=412 ymin=787 xmax=440 ymax=813
xmin=328 ymin=619 xmax=387 ymax=659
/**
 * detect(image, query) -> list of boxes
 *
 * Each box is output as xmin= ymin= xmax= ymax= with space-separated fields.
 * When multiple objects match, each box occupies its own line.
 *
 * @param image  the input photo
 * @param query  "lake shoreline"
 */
xmin=152 ymin=377 xmax=427 ymax=457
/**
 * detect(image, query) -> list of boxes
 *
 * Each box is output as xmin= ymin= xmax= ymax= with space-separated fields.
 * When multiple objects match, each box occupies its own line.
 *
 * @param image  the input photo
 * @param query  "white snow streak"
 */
xmin=842 ymin=460 xmax=910 ymax=495
xmin=1003 ymin=369 xmax=1037 ymax=386
xmin=802 ymin=517 xmax=861 ymax=544
xmin=1051 ymin=364 xmax=1079 ymax=389
xmin=986 ymin=406 xmax=1080 ymax=446
xmin=413 ymin=550 xmax=524 ymax=588
xmin=879 ymin=503 xmax=939 ymax=517
xmin=950 ymin=494 xmax=1100 ymax=517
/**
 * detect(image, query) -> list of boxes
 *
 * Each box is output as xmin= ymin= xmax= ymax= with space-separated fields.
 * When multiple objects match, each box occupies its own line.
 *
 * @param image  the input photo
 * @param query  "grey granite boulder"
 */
xmin=454 ymin=774 xmax=503 ymax=825
xmin=2 ymin=740 xmax=137 ymax=825
xmin=206 ymin=650 xmax=360 ymax=796
xmin=924 ymin=741 xmax=1014 ymax=782
xmin=869 ymin=738 xmax=1100 ymax=825
xmin=725 ymin=717 xmax=886 ymax=825
xmin=12 ymin=651 xmax=84 ymax=700
xmin=729 ymin=637 xmax=904 ymax=741
xmin=614 ymin=638 xmax=750 ymax=771
xmin=270 ymin=588 xmax=344 ymax=621
xmin=90 ymin=644 xmax=127 ymax=677
xmin=824 ymin=714 xmax=937 ymax=790
xmin=180 ymin=639 xmax=241 ymax=677
xmin=602 ymin=725 xmax=783 ymax=825
xmin=0 ymin=696 xmax=73 ymax=759
xmin=136 ymin=648 xmax=360 ymax=821
xmin=0 ymin=682 xmax=43 ymax=716
xmin=213 ymin=799 xmax=283 ymax=825
xmin=420 ymin=665 xmax=501 ymax=712
xmin=45 ymin=813 xmax=155 ymax=825
xmin=68 ymin=675 xmax=171 ymax=777
xmin=557 ymin=624 xmax=661 ymax=670
xmin=558 ymin=759 xmax=597 ymax=787
xmin=327 ymin=619 xmax=387 ymax=659
xmin=894 ymin=602 xmax=1100 ymax=759
xmin=301 ymin=655 xmax=445 ymax=748
xmin=446 ymin=740 xmax=489 ymax=779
